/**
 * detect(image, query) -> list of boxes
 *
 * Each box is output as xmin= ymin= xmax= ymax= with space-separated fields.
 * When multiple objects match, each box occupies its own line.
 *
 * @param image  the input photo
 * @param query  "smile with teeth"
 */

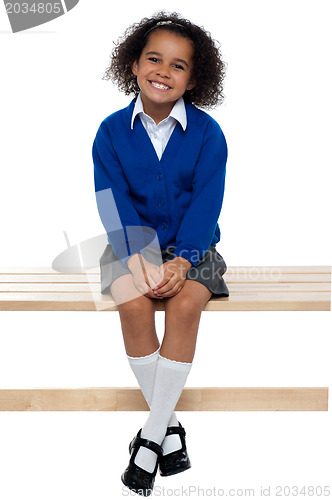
xmin=149 ymin=81 xmax=171 ymax=90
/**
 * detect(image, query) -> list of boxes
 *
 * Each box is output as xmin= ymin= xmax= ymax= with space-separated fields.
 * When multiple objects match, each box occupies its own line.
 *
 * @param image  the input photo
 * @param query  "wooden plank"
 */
xmin=0 ymin=266 xmax=330 ymax=311
xmin=1 ymin=271 xmax=331 ymax=284
xmin=224 ymin=283 xmax=331 ymax=291
xmin=0 ymin=274 xmax=99 ymax=283
xmin=0 ymin=387 xmax=327 ymax=411
xmin=0 ymin=291 xmax=330 ymax=311
xmin=225 ymin=266 xmax=331 ymax=274
xmin=0 ymin=266 xmax=331 ymax=274
xmin=0 ymin=268 xmax=93 ymax=275
xmin=0 ymin=283 xmax=101 ymax=292
xmin=177 ymin=387 xmax=329 ymax=411
xmin=0 ymin=271 xmax=330 ymax=285
xmin=0 ymin=273 xmax=330 ymax=284
xmin=226 ymin=274 xmax=331 ymax=283
xmin=1 ymin=282 xmax=330 ymax=293
xmin=201 ymin=295 xmax=331 ymax=311
xmin=0 ymin=294 xmax=107 ymax=311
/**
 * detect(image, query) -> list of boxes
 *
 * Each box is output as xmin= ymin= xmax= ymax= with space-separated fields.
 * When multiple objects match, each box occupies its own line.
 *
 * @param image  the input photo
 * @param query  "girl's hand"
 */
xmin=153 ymin=257 xmax=192 ymax=298
xmin=127 ymin=253 xmax=164 ymax=298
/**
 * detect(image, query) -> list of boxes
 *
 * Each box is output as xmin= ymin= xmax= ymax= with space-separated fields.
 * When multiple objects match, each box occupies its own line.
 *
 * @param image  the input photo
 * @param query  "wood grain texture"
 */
xmin=0 ymin=266 xmax=330 ymax=311
xmin=1 ymin=266 xmax=330 ymax=274
xmin=0 ymin=387 xmax=328 ymax=411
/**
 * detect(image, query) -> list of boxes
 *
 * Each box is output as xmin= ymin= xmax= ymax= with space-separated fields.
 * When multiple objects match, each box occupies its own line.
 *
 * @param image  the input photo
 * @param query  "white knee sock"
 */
xmin=134 ymin=354 xmax=192 ymax=472
xmin=127 ymin=348 xmax=160 ymax=405
xmin=127 ymin=349 xmax=182 ymax=456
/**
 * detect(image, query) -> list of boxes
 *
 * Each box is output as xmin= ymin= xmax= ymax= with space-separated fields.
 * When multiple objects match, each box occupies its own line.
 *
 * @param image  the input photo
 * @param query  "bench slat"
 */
xmin=1 ymin=282 xmax=330 ymax=293
xmin=0 ymin=291 xmax=330 ymax=311
xmin=0 ymin=266 xmax=330 ymax=311
xmin=1 ymin=266 xmax=331 ymax=274
xmin=0 ymin=273 xmax=330 ymax=284
xmin=0 ymin=387 xmax=327 ymax=411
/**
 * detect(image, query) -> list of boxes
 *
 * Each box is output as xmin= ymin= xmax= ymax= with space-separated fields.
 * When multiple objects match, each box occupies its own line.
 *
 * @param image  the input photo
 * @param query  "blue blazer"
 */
xmin=93 ymin=99 xmax=227 ymax=267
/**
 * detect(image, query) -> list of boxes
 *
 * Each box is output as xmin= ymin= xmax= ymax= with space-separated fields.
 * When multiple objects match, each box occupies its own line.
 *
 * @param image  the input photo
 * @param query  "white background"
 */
xmin=0 ymin=0 xmax=331 ymax=498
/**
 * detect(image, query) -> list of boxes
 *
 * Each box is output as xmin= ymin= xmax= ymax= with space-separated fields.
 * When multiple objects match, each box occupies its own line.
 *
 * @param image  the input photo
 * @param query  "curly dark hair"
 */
xmin=103 ymin=11 xmax=226 ymax=109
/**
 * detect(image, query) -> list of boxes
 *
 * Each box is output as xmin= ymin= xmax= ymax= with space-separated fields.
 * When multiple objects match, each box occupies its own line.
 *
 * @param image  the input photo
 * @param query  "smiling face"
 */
xmin=132 ymin=29 xmax=195 ymax=123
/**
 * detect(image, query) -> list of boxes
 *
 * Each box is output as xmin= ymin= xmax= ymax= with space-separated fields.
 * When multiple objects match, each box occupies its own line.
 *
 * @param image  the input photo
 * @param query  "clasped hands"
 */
xmin=127 ymin=253 xmax=192 ymax=299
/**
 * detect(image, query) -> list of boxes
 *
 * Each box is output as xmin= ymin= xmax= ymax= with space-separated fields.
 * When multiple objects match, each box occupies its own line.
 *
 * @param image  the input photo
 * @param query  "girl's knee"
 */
xmin=118 ymin=297 xmax=143 ymax=316
xmin=118 ymin=296 xmax=156 ymax=320
xmin=167 ymin=294 xmax=202 ymax=321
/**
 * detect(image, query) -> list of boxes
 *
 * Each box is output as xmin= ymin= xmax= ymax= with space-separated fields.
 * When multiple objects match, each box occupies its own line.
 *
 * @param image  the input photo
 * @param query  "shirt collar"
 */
xmin=131 ymin=93 xmax=187 ymax=131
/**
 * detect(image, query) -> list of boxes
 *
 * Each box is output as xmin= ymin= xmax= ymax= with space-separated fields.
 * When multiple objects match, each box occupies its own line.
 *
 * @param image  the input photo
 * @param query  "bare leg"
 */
xmin=111 ymin=274 xmax=160 ymax=357
xmin=161 ymin=280 xmax=212 ymax=362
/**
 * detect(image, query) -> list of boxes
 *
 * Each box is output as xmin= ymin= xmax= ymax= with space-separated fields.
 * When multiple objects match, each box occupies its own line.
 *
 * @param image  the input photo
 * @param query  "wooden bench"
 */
xmin=0 ymin=265 xmax=330 ymax=411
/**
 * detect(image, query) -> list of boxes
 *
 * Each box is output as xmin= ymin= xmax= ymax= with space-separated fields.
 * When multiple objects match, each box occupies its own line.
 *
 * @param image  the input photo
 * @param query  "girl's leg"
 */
xmin=111 ymin=274 xmax=160 ymax=357
xmin=111 ymin=274 xmax=179 ymax=467
xmin=136 ymin=281 xmax=212 ymax=471
xmin=161 ymin=280 xmax=212 ymax=362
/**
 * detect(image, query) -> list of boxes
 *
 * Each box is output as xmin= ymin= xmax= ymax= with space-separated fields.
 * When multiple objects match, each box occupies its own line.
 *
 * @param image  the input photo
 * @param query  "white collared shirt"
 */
xmin=131 ymin=93 xmax=187 ymax=160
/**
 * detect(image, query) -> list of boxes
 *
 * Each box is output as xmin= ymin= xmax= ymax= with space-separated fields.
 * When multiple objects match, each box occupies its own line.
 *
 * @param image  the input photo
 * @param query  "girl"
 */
xmin=93 ymin=11 xmax=229 ymax=496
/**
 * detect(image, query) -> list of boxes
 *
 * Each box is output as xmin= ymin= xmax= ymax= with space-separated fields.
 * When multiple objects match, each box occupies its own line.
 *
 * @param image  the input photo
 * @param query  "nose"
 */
xmin=156 ymin=64 xmax=171 ymax=79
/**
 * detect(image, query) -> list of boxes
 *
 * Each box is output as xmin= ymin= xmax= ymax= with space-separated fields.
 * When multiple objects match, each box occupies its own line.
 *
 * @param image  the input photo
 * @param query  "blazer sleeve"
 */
xmin=92 ymin=121 xmax=147 ymax=266
xmin=173 ymin=119 xmax=227 ymax=267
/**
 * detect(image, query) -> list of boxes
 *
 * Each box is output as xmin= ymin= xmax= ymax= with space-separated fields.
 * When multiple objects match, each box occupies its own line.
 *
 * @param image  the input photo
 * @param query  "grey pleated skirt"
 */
xmin=100 ymin=244 xmax=229 ymax=297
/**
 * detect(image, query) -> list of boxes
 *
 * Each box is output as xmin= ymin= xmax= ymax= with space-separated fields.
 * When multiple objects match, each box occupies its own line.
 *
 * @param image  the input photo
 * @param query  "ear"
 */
xmin=132 ymin=60 xmax=139 ymax=76
xmin=186 ymin=80 xmax=195 ymax=91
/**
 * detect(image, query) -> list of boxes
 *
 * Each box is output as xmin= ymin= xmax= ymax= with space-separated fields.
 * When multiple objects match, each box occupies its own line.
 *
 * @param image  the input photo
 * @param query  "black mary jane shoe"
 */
xmin=159 ymin=422 xmax=191 ymax=477
xmin=122 ymin=429 xmax=163 ymax=497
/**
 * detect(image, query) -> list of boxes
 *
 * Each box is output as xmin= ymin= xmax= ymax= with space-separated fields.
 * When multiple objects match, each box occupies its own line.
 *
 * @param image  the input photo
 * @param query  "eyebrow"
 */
xmin=145 ymin=51 xmax=189 ymax=68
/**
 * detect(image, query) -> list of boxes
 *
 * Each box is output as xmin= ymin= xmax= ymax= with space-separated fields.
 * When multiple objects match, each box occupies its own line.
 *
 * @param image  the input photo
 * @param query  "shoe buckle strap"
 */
xmin=134 ymin=436 xmax=163 ymax=456
xmin=165 ymin=425 xmax=186 ymax=437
